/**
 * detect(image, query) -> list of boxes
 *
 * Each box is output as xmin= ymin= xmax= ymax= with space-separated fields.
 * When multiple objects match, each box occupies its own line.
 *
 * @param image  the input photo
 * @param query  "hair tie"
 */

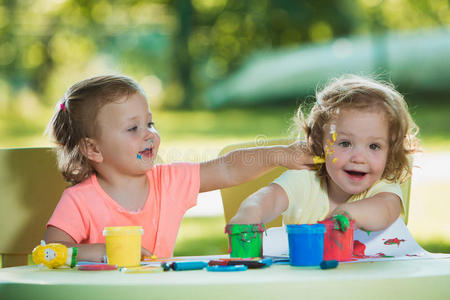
xmin=60 ymin=97 xmax=68 ymax=112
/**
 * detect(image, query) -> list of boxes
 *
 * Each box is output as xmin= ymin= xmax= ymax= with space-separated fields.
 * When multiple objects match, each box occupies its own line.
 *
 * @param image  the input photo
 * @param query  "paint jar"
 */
xmin=103 ymin=226 xmax=144 ymax=267
xmin=286 ymin=224 xmax=326 ymax=266
xmin=225 ymin=224 xmax=265 ymax=258
xmin=318 ymin=219 xmax=355 ymax=261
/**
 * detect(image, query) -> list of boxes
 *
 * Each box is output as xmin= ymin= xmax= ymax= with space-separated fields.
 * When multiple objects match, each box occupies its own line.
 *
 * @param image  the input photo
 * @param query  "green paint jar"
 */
xmin=225 ymin=224 xmax=265 ymax=258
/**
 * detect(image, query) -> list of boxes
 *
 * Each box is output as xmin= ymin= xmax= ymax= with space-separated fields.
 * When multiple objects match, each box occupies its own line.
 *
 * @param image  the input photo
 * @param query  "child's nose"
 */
xmin=350 ymin=148 xmax=366 ymax=163
xmin=144 ymin=132 xmax=153 ymax=141
xmin=144 ymin=128 xmax=157 ymax=141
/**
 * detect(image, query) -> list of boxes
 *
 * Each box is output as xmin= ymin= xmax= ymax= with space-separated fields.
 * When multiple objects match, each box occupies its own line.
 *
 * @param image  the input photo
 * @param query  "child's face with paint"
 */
xmin=93 ymin=92 xmax=160 ymax=175
xmin=323 ymin=108 xmax=389 ymax=198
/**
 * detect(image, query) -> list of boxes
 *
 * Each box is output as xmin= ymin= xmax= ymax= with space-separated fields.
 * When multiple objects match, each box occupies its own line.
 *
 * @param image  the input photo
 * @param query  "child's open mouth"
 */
xmin=138 ymin=147 xmax=153 ymax=159
xmin=345 ymin=170 xmax=367 ymax=181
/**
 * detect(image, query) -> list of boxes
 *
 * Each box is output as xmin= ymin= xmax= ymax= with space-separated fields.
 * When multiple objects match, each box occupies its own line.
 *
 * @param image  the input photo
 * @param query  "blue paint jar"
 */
xmin=286 ymin=224 xmax=326 ymax=266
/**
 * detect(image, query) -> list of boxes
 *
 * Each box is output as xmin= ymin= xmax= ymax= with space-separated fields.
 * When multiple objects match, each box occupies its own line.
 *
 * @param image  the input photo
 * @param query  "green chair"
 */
xmin=219 ymin=139 xmax=411 ymax=228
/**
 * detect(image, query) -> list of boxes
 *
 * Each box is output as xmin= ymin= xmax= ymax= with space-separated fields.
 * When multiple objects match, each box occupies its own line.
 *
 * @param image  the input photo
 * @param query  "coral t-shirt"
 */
xmin=47 ymin=162 xmax=200 ymax=257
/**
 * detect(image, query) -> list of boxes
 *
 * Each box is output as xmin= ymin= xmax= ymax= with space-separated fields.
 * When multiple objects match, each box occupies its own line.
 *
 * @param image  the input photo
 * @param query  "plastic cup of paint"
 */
xmin=318 ymin=219 xmax=355 ymax=261
xmin=103 ymin=226 xmax=144 ymax=267
xmin=225 ymin=224 xmax=265 ymax=258
xmin=286 ymin=224 xmax=326 ymax=266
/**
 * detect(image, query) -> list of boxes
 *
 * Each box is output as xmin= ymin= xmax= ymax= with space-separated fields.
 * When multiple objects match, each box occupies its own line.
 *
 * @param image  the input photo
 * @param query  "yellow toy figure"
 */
xmin=32 ymin=240 xmax=78 ymax=268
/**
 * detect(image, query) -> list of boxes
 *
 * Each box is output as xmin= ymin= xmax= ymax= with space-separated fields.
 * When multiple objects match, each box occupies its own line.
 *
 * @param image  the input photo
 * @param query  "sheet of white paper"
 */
xmin=263 ymin=226 xmax=289 ymax=257
xmin=262 ymin=218 xmax=450 ymax=262
xmin=354 ymin=218 xmax=423 ymax=256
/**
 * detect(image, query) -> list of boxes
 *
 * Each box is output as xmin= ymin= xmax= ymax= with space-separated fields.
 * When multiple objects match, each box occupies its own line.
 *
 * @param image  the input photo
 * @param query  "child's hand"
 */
xmin=228 ymin=215 xmax=260 ymax=225
xmin=228 ymin=201 xmax=266 ymax=224
xmin=277 ymin=142 xmax=316 ymax=170
xmin=329 ymin=211 xmax=352 ymax=232
xmin=229 ymin=210 xmax=262 ymax=225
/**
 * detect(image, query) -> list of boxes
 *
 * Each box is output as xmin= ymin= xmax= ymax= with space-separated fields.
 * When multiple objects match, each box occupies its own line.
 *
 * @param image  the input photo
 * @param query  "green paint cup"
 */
xmin=225 ymin=224 xmax=265 ymax=258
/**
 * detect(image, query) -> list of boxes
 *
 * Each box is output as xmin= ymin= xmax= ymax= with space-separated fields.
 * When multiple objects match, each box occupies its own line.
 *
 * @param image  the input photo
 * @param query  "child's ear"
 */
xmin=79 ymin=138 xmax=103 ymax=163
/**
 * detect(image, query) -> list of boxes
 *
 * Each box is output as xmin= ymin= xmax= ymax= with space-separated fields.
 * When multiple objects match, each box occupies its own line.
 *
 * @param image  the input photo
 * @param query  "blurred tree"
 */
xmin=0 ymin=0 xmax=447 ymax=112
xmin=171 ymin=0 xmax=194 ymax=109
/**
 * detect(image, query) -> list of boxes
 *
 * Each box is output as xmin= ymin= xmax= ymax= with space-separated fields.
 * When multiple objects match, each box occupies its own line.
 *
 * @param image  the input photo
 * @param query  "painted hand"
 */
xmin=331 ymin=212 xmax=352 ymax=232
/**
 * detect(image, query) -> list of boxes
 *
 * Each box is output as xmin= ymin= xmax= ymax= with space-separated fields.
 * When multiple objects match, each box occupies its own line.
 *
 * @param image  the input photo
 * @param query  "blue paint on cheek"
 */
xmin=137 ymin=153 xmax=142 ymax=160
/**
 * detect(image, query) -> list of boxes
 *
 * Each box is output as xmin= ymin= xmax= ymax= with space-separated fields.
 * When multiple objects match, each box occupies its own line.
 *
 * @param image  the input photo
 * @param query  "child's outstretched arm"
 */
xmin=199 ymin=142 xmax=314 ymax=193
xmin=43 ymin=226 xmax=153 ymax=262
xmin=331 ymin=192 xmax=402 ymax=232
xmin=228 ymin=183 xmax=289 ymax=224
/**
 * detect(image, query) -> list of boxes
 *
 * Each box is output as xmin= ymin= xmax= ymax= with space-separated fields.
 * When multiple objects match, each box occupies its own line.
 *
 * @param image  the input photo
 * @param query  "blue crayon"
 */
xmin=320 ymin=260 xmax=339 ymax=269
xmin=206 ymin=265 xmax=248 ymax=272
xmin=168 ymin=261 xmax=208 ymax=271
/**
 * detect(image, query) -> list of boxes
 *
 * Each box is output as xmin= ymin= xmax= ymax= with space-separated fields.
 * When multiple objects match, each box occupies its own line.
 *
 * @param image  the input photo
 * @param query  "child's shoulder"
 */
xmin=367 ymin=179 xmax=402 ymax=194
xmin=59 ymin=175 xmax=100 ymax=205
xmin=61 ymin=174 xmax=95 ymax=194
xmin=275 ymin=169 xmax=318 ymax=185
xmin=150 ymin=162 xmax=200 ymax=183
xmin=282 ymin=168 xmax=317 ymax=178
xmin=152 ymin=161 xmax=199 ymax=173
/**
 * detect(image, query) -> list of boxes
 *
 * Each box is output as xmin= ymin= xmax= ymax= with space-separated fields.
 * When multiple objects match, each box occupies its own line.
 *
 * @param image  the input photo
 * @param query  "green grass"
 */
xmin=174 ymin=217 xmax=228 ymax=256
xmin=408 ymin=101 xmax=450 ymax=151
xmin=1 ymin=102 xmax=450 ymax=150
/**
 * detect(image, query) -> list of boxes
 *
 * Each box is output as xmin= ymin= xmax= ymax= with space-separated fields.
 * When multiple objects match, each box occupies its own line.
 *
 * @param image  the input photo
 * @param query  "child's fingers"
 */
xmin=331 ymin=213 xmax=351 ymax=232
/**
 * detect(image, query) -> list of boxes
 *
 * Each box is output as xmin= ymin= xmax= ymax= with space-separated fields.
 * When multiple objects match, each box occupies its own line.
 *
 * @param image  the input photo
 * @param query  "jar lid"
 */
xmin=286 ymin=224 xmax=326 ymax=234
xmin=103 ymin=226 xmax=144 ymax=236
xmin=225 ymin=224 xmax=265 ymax=234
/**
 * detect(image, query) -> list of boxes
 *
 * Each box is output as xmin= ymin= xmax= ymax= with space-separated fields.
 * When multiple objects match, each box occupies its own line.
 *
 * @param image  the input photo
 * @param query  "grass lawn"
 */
xmin=1 ymin=101 xmax=450 ymax=255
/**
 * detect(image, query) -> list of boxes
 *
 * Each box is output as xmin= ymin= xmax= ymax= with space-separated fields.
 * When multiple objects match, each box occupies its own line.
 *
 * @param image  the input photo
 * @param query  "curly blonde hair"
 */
xmin=294 ymin=74 xmax=419 ymax=183
xmin=45 ymin=75 xmax=144 ymax=185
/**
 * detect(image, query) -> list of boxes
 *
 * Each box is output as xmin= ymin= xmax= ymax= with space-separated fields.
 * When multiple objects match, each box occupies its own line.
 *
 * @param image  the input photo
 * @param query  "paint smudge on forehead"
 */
xmin=324 ymin=123 xmax=338 ymax=163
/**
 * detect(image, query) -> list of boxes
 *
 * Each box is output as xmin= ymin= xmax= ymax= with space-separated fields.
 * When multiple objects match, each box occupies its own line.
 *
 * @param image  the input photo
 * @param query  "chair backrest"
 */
xmin=219 ymin=139 xmax=411 ymax=228
xmin=0 ymin=147 xmax=67 ymax=267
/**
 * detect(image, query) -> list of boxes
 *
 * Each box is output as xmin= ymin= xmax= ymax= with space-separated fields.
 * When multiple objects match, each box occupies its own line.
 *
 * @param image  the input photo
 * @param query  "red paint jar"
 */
xmin=318 ymin=219 xmax=355 ymax=261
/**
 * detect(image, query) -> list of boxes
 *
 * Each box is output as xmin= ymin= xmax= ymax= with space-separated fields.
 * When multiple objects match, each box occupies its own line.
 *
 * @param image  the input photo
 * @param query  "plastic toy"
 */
xmin=32 ymin=240 xmax=78 ymax=268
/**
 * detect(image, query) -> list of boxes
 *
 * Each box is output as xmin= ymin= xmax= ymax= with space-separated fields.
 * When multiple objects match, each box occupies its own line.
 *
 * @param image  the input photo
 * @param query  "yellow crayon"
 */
xmin=120 ymin=266 xmax=163 ymax=274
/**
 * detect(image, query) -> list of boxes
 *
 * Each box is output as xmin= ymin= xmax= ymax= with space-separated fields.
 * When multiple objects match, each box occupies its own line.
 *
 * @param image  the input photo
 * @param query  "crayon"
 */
xmin=320 ymin=260 xmax=339 ymax=269
xmin=120 ymin=266 xmax=163 ymax=273
xmin=161 ymin=261 xmax=208 ymax=271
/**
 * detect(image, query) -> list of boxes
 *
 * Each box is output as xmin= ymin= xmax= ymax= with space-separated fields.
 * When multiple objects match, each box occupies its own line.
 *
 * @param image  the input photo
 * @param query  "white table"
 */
xmin=1 ymin=258 xmax=449 ymax=300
